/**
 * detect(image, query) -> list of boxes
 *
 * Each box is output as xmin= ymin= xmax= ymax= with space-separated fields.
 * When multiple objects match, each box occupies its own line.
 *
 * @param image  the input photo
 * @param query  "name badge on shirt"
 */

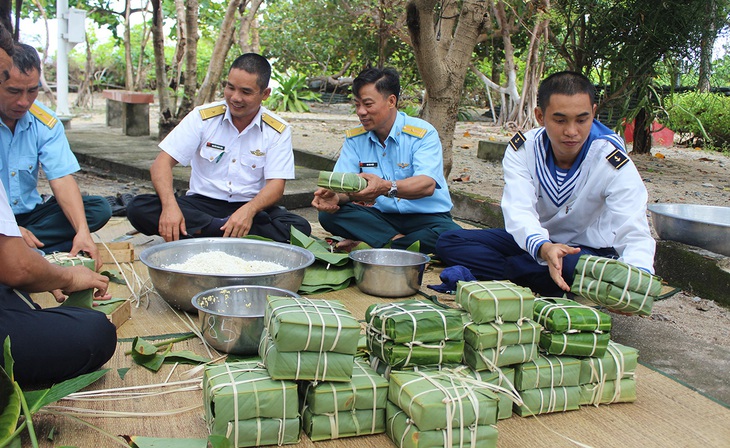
xmin=206 ymin=142 xmax=225 ymax=150
xmin=360 ymin=162 xmax=378 ymax=168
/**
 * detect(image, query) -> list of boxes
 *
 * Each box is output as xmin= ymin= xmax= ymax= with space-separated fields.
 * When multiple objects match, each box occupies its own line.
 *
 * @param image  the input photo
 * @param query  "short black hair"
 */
xmin=537 ymin=71 xmax=596 ymax=111
xmin=228 ymin=53 xmax=271 ymax=92
xmin=12 ymin=43 xmax=41 ymax=75
xmin=353 ymin=67 xmax=400 ymax=103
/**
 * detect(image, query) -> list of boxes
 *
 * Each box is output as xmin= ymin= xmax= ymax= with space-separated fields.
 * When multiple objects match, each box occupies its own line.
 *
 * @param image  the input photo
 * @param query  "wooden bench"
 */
xmin=102 ymin=89 xmax=155 ymax=136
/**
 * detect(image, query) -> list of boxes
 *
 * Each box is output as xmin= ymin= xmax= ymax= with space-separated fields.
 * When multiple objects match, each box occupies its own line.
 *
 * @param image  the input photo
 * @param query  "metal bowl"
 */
xmin=349 ymin=249 xmax=430 ymax=297
xmin=648 ymin=204 xmax=730 ymax=256
xmin=139 ymin=238 xmax=315 ymax=312
xmin=191 ymin=285 xmax=300 ymax=355
xmin=192 ymin=285 xmax=299 ymax=355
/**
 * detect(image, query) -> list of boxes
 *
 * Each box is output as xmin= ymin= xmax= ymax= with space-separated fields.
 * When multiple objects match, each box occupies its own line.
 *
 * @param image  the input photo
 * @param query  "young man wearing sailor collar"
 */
xmin=126 ymin=53 xmax=311 ymax=242
xmin=436 ymin=71 xmax=655 ymax=296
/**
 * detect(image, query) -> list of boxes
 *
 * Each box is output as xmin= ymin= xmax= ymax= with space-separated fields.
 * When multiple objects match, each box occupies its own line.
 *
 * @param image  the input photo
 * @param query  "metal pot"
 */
xmin=349 ymin=248 xmax=430 ymax=297
xmin=648 ymin=204 xmax=730 ymax=256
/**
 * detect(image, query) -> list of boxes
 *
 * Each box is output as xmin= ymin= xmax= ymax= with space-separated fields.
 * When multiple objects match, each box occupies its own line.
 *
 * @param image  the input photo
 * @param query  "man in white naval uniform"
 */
xmin=126 ymin=53 xmax=310 ymax=243
xmin=436 ymin=71 xmax=655 ymax=297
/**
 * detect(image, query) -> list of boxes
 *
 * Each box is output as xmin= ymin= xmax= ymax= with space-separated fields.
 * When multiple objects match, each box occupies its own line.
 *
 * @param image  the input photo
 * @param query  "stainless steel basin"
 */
xmin=648 ymin=204 xmax=730 ymax=256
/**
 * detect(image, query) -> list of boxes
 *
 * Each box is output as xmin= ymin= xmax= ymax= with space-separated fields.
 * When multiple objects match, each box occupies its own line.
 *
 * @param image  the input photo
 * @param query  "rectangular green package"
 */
xmin=533 ymin=297 xmax=612 ymax=332
xmin=365 ymin=300 xmax=465 ymax=344
xmin=302 ymin=406 xmax=386 ymax=441
xmin=539 ymin=331 xmax=611 ymax=357
xmin=573 ymin=255 xmax=662 ymax=295
xmin=301 ymin=358 xmax=389 ymax=414
xmin=44 ymin=252 xmax=96 ymax=269
xmin=386 ymin=402 xmax=498 ymax=448
xmin=462 ymin=367 xmax=516 ymax=420
xmin=513 ymin=354 xmax=581 ymax=391
xmin=388 ymin=370 xmax=499 ymax=431
xmin=463 ymin=342 xmax=538 ymax=371
xmin=265 ymin=296 xmax=361 ymax=355
xmin=463 ymin=320 xmax=542 ymax=351
xmin=214 ymin=416 xmax=301 ymax=447
xmin=513 ymin=386 xmax=581 ymax=417
xmin=579 ymin=378 xmax=636 ymax=406
xmin=579 ymin=341 xmax=638 ymax=384
xmin=259 ymin=330 xmax=354 ymax=382
xmin=317 ymin=170 xmax=368 ymax=193
xmin=455 ymin=280 xmax=534 ymax=324
xmin=367 ymin=329 xmax=464 ymax=368
xmin=571 ymin=278 xmax=655 ymax=316
xmin=203 ymin=360 xmax=299 ymax=435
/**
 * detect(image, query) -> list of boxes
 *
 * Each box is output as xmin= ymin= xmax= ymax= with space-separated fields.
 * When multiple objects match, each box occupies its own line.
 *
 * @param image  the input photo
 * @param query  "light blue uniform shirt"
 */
xmin=333 ymin=111 xmax=453 ymax=214
xmin=0 ymin=101 xmax=79 ymax=214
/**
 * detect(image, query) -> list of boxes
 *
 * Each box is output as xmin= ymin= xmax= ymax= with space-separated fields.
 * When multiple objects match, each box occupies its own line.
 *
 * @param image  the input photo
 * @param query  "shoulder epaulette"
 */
xmin=29 ymin=104 xmax=58 ymax=129
xmin=509 ymin=131 xmax=526 ymax=151
xmin=606 ymin=149 xmax=629 ymax=169
xmin=262 ymin=113 xmax=286 ymax=133
xmin=345 ymin=126 xmax=367 ymax=138
xmin=199 ymin=104 xmax=226 ymax=120
xmin=402 ymin=124 xmax=427 ymax=139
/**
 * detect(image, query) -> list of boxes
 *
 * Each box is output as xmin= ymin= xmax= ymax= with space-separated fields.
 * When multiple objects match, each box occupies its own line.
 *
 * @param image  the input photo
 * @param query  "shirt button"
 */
xmin=209 ymin=157 xmax=214 ymax=161
xmin=28 ymin=165 xmax=33 ymax=170
xmin=10 ymin=172 xmax=15 ymax=177
xmin=13 ymin=199 xmax=18 ymax=205
xmin=232 ymin=159 xmax=236 ymax=163
xmin=251 ymin=164 xmax=256 ymax=169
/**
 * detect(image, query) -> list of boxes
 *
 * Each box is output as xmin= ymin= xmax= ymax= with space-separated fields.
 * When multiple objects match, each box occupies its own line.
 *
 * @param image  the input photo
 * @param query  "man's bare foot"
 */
xmin=335 ymin=239 xmax=362 ymax=253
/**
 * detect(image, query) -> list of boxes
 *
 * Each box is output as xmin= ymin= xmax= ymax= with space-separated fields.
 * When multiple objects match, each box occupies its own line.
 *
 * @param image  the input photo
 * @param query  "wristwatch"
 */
xmin=387 ymin=180 xmax=398 ymax=198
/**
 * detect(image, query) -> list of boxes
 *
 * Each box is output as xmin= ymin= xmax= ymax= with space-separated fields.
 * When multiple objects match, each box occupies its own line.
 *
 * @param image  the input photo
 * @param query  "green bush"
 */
xmin=661 ymin=92 xmax=730 ymax=149
xmin=265 ymin=72 xmax=321 ymax=113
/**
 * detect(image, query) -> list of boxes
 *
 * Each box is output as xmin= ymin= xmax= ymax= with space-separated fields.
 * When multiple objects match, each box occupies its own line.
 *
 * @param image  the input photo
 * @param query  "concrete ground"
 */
xmin=63 ymin=121 xmax=730 ymax=407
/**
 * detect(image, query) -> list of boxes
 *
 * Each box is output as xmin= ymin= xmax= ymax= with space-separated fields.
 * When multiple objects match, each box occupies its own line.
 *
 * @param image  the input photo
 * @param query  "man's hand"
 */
xmin=311 ymin=187 xmax=342 ymax=213
xmin=61 ymin=265 xmax=110 ymax=297
xmin=70 ymin=230 xmax=102 ymax=271
xmin=19 ymin=226 xmax=44 ymax=249
xmin=221 ymin=205 xmax=255 ymax=238
xmin=538 ymin=242 xmax=581 ymax=292
xmin=158 ymin=205 xmax=187 ymax=242
xmin=348 ymin=173 xmax=388 ymax=204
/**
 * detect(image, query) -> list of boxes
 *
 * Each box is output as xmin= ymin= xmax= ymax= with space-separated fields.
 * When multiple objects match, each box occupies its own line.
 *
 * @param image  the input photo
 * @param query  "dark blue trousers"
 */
xmin=0 ymin=285 xmax=117 ymax=389
xmin=435 ymin=228 xmax=617 ymax=297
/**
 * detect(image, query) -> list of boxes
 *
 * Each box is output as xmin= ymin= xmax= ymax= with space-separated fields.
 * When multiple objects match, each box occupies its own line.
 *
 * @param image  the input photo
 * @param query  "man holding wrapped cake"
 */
xmin=436 ymin=71 xmax=656 ymax=299
xmin=311 ymin=67 xmax=460 ymax=254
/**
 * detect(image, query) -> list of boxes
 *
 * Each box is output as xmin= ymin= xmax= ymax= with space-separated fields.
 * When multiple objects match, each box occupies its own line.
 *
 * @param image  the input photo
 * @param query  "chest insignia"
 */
xmin=199 ymin=104 xmax=226 ymax=120
xmin=346 ymin=126 xmax=367 ymax=138
xmin=509 ymin=131 xmax=526 ymax=151
xmin=402 ymin=124 xmax=427 ymax=139
xmin=262 ymin=113 xmax=286 ymax=133
xmin=359 ymin=162 xmax=378 ymax=168
xmin=29 ymin=104 xmax=58 ymax=129
xmin=606 ymin=149 xmax=629 ymax=169
xmin=397 ymin=163 xmax=410 ymax=169
xmin=250 ymin=149 xmax=265 ymax=157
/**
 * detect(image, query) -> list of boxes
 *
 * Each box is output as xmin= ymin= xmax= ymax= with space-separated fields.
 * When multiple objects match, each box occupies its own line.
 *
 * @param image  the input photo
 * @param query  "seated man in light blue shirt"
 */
xmin=0 ymin=43 xmax=110 ymax=268
xmin=311 ymin=67 xmax=460 ymax=254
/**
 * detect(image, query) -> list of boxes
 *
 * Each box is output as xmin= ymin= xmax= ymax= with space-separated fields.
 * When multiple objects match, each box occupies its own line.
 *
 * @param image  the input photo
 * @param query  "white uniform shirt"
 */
xmin=0 ymin=179 xmax=21 ymax=237
xmin=160 ymin=101 xmax=294 ymax=202
xmin=502 ymin=126 xmax=656 ymax=272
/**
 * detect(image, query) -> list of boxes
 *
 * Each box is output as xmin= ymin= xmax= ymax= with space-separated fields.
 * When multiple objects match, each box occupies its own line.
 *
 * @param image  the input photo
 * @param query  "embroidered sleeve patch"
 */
xmin=509 ymin=131 xmax=526 ymax=150
xmin=606 ymin=149 xmax=629 ymax=169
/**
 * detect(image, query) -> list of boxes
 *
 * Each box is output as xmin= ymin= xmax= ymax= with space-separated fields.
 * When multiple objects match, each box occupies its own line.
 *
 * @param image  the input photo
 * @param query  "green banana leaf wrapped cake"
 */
xmin=463 ymin=342 xmax=538 ymax=371
xmin=580 ymin=378 xmax=637 ymax=406
xmin=513 ymin=354 xmax=581 ymax=391
xmin=458 ymin=366 xmax=517 ymax=420
xmin=579 ymin=341 xmax=638 ymax=385
xmin=303 ymin=407 xmax=386 ymax=441
xmin=513 ymin=386 xmax=582 ymax=417
xmin=365 ymin=300 xmax=465 ymax=344
xmin=367 ymin=328 xmax=464 ymax=368
xmin=217 ymin=417 xmax=301 ymax=447
xmin=265 ymin=296 xmax=360 ymax=354
xmin=533 ymin=297 xmax=612 ymax=332
xmin=539 ymin=330 xmax=611 ymax=357
xmin=455 ymin=280 xmax=534 ymax=324
xmin=463 ymin=320 xmax=542 ymax=351
xmin=317 ymin=170 xmax=368 ymax=193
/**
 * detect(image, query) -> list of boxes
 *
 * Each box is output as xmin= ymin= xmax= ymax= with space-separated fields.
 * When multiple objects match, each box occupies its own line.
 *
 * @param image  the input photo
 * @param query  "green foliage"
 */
xmin=660 ymin=92 xmax=730 ymax=148
xmin=265 ymin=72 xmax=321 ymax=113
xmin=401 ymin=104 xmax=421 ymax=117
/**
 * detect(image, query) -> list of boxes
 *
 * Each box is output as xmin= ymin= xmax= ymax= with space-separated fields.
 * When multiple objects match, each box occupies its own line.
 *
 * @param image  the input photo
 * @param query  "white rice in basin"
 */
xmin=165 ymin=251 xmax=286 ymax=275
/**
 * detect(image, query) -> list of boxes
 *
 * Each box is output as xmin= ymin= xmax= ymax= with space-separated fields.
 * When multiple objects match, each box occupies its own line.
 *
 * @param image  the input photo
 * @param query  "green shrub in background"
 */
xmin=265 ymin=72 xmax=321 ymax=113
xmin=661 ymin=92 xmax=730 ymax=149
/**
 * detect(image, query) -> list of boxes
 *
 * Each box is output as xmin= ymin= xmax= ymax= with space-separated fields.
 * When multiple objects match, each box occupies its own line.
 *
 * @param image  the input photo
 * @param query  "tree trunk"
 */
xmin=123 ymin=0 xmax=134 ymax=90
xmin=195 ymin=0 xmax=244 ymax=106
xmin=406 ymin=0 xmax=489 ymax=179
xmin=74 ymin=31 xmax=94 ymax=108
xmin=239 ymin=0 xmax=263 ymax=53
xmin=633 ymin=107 xmax=652 ymax=155
xmin=697 ymin=0 xmax=716 ymax=92
xmin=30 ymin=0 xmax=55 ymax=105
xmin=512 ymin=2 xmax=549 ymax=129
xmin=492 ymin=0 xmax=520 ymax=127
xmin=151 ymin=0 xmax=172 ymax=139
xmin=134 ymin=0 xmax=152 ymax=91
xmin=177 ymin=0 xmax=199 ymax=119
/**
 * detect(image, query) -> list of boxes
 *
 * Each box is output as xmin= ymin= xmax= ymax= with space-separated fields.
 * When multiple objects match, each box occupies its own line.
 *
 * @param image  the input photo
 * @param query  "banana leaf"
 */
xmin=463 ymin=320 xmax=542 ymax=351
xmin=212 ymin=416 xmax=301 ymax=447
xmin=386 ymin=401 xmax=498 ymax=448
xmin=513 ymin=354 xmax=581 ymax=391
xmin=365 ymin=300 xmax=465 ymax=344
xmin=513 ymin=386 xmax=581 ymax=417
xmin=571 ymin=278 xmax=655 ymax=316
xmin=579 ymin=341 xmax=638 ymax=385
xmin=131 ymin=337 xmax=208 ymax=372
xmin=0 ymin=338 xmax=21 ymax=446
xmin=573 ymin=255 xmax=663 ymax=295
xmin=579 ymin=378 xmax=637 ymax=406
xmin=317 ymin=171 xmax=368 ymax=193
xmin=127 ymin=436 xmax=224 ymax=448
xmin=203 ymin=360 xmax=298 ymax=435
xmin=290 ymin=227 xmax=350 ymax=266
xmin=301 ymin=358 xmax=388 ymax=414
xmin=455 ymin=280 xmax=534 ymax=324
xmin=265 ymin=297 xmax=360 ymax=354
xmin=259 ymin=330 xmax=354 ymax=382
xmin=389 ymin=370 xmax=499 ymax=431
xmin=533 ymin=298 xmax=612 ymax=332
xmin=302 ymin=407 xmax=385 ymax=441
xmin=463 ymin=342 xmax=538 ymax=371
xmin=298 ymin=261 xmax=353 ymax=295
xmin=91 ymin=297 xmax=128 ymax=315
xmin=539 ymin=331 xmax=611 ymax=357
xmin=367 ymin=330 xmax=464 ymax=369
xmin=458 ymin=366 xmax=516 ymax=420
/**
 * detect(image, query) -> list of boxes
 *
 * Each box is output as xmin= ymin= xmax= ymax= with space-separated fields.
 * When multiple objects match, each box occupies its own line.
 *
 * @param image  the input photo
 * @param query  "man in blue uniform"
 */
xmin=436 ymin=71 xmax=655 ymax=297
xmin=311 ymin=67 xmax=460 ymax=254
xmin=0 ymin=43 xmax=111 ymax=269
